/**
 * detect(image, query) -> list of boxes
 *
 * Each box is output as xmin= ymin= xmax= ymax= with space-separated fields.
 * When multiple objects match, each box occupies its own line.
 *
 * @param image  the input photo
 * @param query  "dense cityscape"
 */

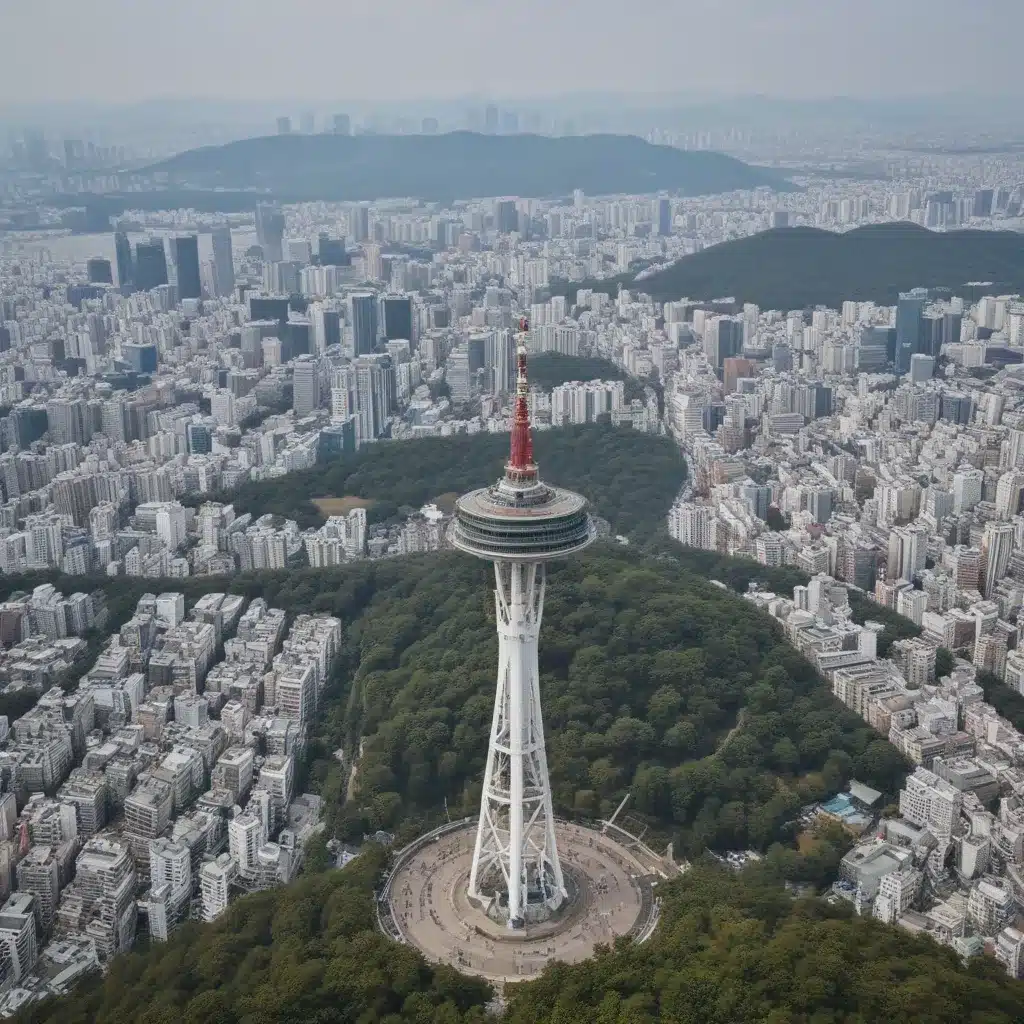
xmin=5 ymin=17 xmax=1024 ymax=1015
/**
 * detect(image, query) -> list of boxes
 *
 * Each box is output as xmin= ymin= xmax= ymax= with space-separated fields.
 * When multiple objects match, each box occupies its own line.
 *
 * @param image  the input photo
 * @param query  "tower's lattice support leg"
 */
xmin=468 ymin=561 xmax=565 ymax=927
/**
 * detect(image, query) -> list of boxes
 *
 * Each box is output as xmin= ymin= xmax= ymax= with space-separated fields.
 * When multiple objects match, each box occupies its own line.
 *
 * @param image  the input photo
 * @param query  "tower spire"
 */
xmin=507 ymin=317 xmax=536 ymax=483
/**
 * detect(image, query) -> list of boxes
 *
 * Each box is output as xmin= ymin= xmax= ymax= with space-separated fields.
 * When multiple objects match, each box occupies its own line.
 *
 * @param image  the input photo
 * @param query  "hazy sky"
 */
xmin=3 ymin=0 xmax=1021 ymax=105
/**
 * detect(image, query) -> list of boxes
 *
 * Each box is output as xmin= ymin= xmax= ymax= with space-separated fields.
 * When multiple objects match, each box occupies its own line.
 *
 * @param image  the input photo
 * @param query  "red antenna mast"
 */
xmin=507 ymin=317 xmax=537 ymax=483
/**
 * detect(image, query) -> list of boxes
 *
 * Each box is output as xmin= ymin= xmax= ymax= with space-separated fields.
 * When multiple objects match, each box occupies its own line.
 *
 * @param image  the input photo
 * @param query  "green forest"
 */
xmin=321 ymin=546 xmax=908 ymax=855
xmin=562 ymin=222 xmax=1024 ymax=311
xmin=193 ymin=422 xmax=685 ymax=536
xmin=502 ymin=860 xmax=1024 ymax=1024
xmin=143 ymin=131 xmax=789 ymax=203
xmin=527 ymin=353 xmax=647 ymax=402
xmin=23 ymin=845 xmax=1024 ymax=1024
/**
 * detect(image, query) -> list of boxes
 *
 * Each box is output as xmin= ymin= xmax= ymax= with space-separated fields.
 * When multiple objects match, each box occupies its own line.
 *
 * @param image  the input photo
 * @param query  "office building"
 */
xmin=200 ymin=853 xmax=237 ymax=922
xmin=495 ymin=199 xmax=518 ymax=234
xmin=211 ymin=226 xmax=234 ymax=296
xmin=114 ymin=230 xmax=133 ymax=288
xmin=981 ymin=521 xmax=1015 ymax=598
xmin=704 ymin=316 xmax=743 ymax=371
xmin=87 ymin=258 xmax=113 ymax=285
xmin=349 ymin=205 xmax=369 ymax=242
xmin=255 ymin=204 xmax=286 ymax=263
xmin=15 ymin=847 xmax=59 ymax=935
xmin=0 ymin=892 xmax=37 ymax=982
xmin=382 ymin=295 xmax=413 ymax=342
xmin=134 ymin=241 xmax=168 ymax=291
xmin=171 ymin=235 xmax=201 ymax=300
xmin=909 ymin=353 xmax=935 ymax=384
xmin=317 ymin=235 xmax=349 ymax=266
xmin=657 ymin=197 xmax=672 ymax=236
xmin=292 ymin=356 xmax=321 ymax=417
xmin=895 ymin=289 xmax=927 ymax=374
xmin=350 ymin=293 xmax=378 ymax=355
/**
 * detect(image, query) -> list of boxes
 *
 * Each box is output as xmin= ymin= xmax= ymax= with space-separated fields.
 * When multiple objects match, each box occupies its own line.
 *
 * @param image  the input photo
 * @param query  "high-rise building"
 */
xmin=199 ymin=853 xmax=237 ymax=922
xmin=171 ymin=235 xmax=201 ymax=300
xmin=148 ymin=837 xmax=191 ymax=935
xmin=981 ymin=521 xmax=1015 ymax=598
xmin=352 ymin=355 xmax=394 ymax=442
xmin=349 ymin=205 xmax=370 ymax=243
xmin=186 ymin=422 xmax=213 ymax=455
xmin=58 ymin=838 xmax=136 ymax=962
xmin=887 ymin=524 xmax=927 ymax=583
xmin=87 ymin=258 xmax=113 ymax=284
xmin=996 ymin=471 xmax=1024 ymax=520
xmin=276 ymin=116 xmax=292 ymax=135
xmin=317 ymin=235 xmax=349 ymax=266
xmin=332 ymin=113 xmax=351 ymax=136
xmin=909 ymin=353 xmax=934 ymax=384
xmin=486 ymin=329 xmax=515 ymax=395
xmin=657 ymin=197 xmax=672 ymax=236
xmin=349 ymin=293 xmax=378 ymax=355
xmin=255 ymin=204 xmax=286 ymax=263
xmin=114 ymin=231 xmax=133 ymax=288
xmin=495 ymin=199 xmax=518 ymax=234
xmin=292 ymin=356 xmax=321 ymax=417
xmin=228 ymin=813 xmax=263 ymax=878
xmin=895 ymin=289 xmax=927 ymax=374
xmin=211 ymin=226 xmax=234 ymax=297
xmin=0 ymin=892 xmax=37 ymax=982
xmin=15 ymin=847 xmax=59 ymax=935
xmin=704 ymin=316 xmax=743 ymax=370
xmin=134 ymin=241 xmax=168 ymax=291
xmin=952 ymin=469 xmax=984 ymax=514
xmin=382 ymin=295 xmax=413 ymax=342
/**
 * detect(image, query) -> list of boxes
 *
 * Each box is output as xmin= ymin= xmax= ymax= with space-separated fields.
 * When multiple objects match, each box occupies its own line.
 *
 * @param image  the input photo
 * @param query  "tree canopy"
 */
xmin=527 ymin=353 xmax=648 ymax=401
xmin=192 ymin=422 xmax=685 ymax=537
xmin=562 ymin=222 xmax=1024 ymax=311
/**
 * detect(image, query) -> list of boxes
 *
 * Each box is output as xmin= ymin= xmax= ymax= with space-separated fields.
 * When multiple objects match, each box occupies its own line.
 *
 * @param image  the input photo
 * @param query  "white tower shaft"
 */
xmin=468 ymin=561 xmax=565 ymax=926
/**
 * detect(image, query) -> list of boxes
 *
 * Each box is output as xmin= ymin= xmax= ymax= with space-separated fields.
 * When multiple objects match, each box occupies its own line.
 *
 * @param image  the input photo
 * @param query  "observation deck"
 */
xmin=449 ymin=320 xmax=595 ymax=563
xmin=451 ymin=476 xmax=595 ymax=562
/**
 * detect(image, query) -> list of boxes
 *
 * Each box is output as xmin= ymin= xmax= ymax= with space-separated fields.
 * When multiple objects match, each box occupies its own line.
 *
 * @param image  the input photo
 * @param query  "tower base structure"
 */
xmin=467 ymin=561 xmax=564 ymax=928
xmin=379 ymin=818 xmax=666 ymax=985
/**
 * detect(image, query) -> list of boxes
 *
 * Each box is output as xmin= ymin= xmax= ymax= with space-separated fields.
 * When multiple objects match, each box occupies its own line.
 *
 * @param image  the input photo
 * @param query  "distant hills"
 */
xmin=581 ymin=223 xmax=1024 ymax=310
xmin=142 ymin=132 xmax=792 ymax=202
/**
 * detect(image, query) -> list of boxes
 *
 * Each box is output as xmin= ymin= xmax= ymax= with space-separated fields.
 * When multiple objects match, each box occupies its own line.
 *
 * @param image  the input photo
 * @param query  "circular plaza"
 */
xmin=378 ymin=818 xmax=666 ymax=985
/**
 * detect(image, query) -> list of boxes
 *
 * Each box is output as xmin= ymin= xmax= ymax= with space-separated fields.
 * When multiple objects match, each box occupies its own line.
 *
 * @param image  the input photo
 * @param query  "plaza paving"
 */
xmin=386 ymin=820 xmax=657 ymax=984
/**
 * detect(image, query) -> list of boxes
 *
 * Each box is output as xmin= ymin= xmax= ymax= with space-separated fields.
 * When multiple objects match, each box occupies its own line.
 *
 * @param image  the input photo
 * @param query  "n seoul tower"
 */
xmin=450 ymin=317 xmax=595 ymax=928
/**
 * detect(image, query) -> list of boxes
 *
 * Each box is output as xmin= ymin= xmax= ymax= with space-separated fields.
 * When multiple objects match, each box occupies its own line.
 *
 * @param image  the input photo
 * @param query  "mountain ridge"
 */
xmin=574 ymin=222 xmax=1024 ymax=309
xmin=142 ymin=131 xmax=793 ymax=202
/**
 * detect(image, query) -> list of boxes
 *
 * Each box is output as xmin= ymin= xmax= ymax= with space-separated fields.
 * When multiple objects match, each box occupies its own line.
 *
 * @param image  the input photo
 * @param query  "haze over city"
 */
xmin=2 ymin=0 xmax=1022 ymax=106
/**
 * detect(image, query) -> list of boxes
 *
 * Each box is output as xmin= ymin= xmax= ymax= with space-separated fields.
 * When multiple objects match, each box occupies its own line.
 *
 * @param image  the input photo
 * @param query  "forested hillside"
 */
xmin=503 ymin=860 xmax=1024 ymax=1023
xmin=22 ymin=843 xmax=1024 ymax=1023
xmin=194 ymin=422 xmax=685 ymax=537
xmin=564 ymin=222 xmax=1024 ymax=310
xmin=527 ymin=353 xmax=647 ymax=401
xmin=143 ymin=131 xmax=791 ymax=202
xmin=18 ymin=846 xmax=493 ymax=1024
xmin=327 ymin=546 xmax=907 ymax=853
